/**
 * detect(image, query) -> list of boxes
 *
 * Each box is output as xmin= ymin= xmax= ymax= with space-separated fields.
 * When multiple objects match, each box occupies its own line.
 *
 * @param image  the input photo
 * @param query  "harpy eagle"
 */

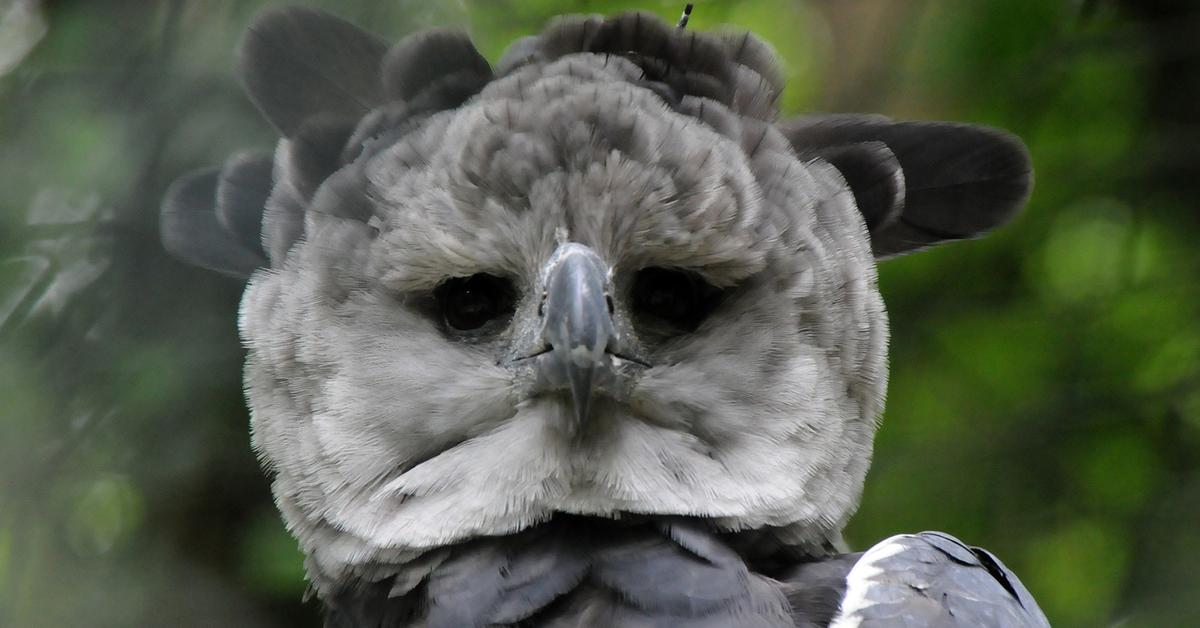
xmin=161 ymin=7 xmax=1049 ymax=627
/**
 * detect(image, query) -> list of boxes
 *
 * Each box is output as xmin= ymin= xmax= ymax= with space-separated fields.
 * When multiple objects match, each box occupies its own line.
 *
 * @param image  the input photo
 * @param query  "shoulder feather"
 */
xmin=829 ymin=531 xmax=1050 ymax=628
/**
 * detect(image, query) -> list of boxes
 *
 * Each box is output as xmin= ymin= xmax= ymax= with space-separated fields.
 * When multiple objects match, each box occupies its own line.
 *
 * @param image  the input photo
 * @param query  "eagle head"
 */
xmin=161 ymin=8 xmax=1032 ymax=594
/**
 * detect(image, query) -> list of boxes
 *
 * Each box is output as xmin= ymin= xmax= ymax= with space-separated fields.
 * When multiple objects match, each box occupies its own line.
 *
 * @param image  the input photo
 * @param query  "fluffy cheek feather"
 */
xmin=241 ymin=202 xmax=886 ymax=575
xmin=616 ymin=315 xmax=871 ymax=537
xmin=244 ymin=263 xmax=554 ymax=548
xmin=245 ymin=269 xmax=871 ymax=557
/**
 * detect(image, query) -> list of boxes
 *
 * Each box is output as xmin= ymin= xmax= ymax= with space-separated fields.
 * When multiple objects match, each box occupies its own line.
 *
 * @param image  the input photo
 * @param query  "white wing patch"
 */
xmin=829 ymin=532 xmax=1051 ymax=628
xmin=829 ymin=534 xmax=911 ymax=628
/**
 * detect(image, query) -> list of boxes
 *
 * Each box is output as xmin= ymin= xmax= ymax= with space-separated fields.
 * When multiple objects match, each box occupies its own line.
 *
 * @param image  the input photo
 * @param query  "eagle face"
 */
xmin=162 ymin=8 xmax=1031 ymax=597
xmin=238 ymin=49 xmax=887 ymax=582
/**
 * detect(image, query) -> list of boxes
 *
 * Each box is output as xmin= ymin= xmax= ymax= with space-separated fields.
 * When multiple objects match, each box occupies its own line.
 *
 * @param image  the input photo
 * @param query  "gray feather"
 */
xmin=424 ymin=524 xmax=589 ymax=627
xmin=495 ymin=35 xmax=542 ymax=75
xmin=331 ymin=519 xmax=796 ymax=628
xmin=214 ymin=151 xmax=273 ymax=256
xmin=286 ymin=115 xmax=358 ymax=201
xmin=830 ymin=532 xmax=1050 ymax=627
xmin=524 ymin=11 xmax=781 ymax=119
xmin=382 ymin=29 xmax=492 ymax=104
xmin=781 ymin=115 xmax=1033 ymax=258
xmin=237 ymin=6 xmax=389 ymax=136
xmin=259 ymin=142 xmax=307 ymax=266
xmin=799 ymin=141 xmax=904 ymax=232
xmin=160 ymin=168 xmax=266 ymax=278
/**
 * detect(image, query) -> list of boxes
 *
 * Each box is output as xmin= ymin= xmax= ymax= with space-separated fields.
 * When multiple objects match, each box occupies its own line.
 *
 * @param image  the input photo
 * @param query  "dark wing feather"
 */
xmin=237 ymin=7 xmax=389 ymax=136
xmin=320 ymin=523 xmax=1048 ymax=628
xmin=328 ymin=518 xmax=794 ymax=628
xmin=540 ymin=520 xmax=793 ymax=628
xmin=799 ymin=141 xmax=905 ymax=232
xmin=160 ymin=168 xmax=266 ymax=278
xmin=425 ymin=524 xmax=589 ymax=628
xmin=382 ymin=29 xmax=492 ymax=103
xmin=286 ymin=115 xmax=358 ymax=201
xmin=214 ymin=151 xmax=273 ymax=256
xmin=781 ymin=115 xmax=1033 ymax=258
xmin=778 ymin=552 xmax=863 ymax=628
xmin=829 ymin=531 xmax=1050 ymax=627
xmin=590 ymin=521 xmax=771 ymax=619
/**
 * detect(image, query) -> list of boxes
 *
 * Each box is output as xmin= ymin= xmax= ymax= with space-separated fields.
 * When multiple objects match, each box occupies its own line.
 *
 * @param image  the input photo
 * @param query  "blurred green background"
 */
xmin=2 ymin=0 xmax=1198 ymax=626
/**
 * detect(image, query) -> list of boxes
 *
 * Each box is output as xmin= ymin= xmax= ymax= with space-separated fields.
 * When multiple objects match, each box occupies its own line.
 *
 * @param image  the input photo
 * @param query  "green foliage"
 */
xmin=237 ymin=511 xmax=308 ymax=598
xmin=1024 ymin=518 xmax=1130 ymax=625
xmin=2 ymin=1 xmax=1198 ymax=626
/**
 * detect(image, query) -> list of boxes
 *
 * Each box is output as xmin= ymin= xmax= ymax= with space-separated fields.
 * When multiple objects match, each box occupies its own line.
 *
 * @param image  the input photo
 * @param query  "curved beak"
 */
xmin=538 ymin=243 xmax=615 ymax=426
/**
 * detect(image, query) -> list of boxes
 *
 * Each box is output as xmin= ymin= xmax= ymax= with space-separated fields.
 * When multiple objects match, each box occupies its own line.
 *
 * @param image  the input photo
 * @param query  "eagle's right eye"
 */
xmin=434 ymin=274 xmax=516 ymax=332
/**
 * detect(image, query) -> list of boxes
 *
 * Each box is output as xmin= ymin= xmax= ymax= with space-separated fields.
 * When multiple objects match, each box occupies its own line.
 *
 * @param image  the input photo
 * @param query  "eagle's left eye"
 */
xmin=434 ymin=274 xmax=516 ymax=332
xmin=631 ymin=267 xmax=723 ymax=335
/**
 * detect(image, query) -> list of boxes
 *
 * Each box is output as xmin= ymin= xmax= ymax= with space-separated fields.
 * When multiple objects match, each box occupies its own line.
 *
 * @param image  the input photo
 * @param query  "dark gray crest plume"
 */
xmin=161 ymin=7 xmax=1046 ymax=627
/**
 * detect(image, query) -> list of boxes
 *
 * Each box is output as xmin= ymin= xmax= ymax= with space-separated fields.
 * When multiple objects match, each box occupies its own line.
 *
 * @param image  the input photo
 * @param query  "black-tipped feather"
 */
xmin=782 ymin=115 xmax=1033 ymax=258
xmin=238 ymin=7 xmax=389 ymax=136
xmin=382 ymin=29 xmax=492 ymax=103
xmin=526 ymin=12 xmax=781 ymax=118
xmin=163 ymin=10 xmax=813 ymax=278
xmin=160 ymin=168 xmax=266 ymax=278
xmin=802 ymin=141 xmax=905 ymax=232
xmin=722 ymin=32 xmax=784 ymax=91
xmin=166 ymin=9 xmax=1032 ymax=277
xmin=287 ymin=115 xmax=358 ymax=201
xmin=214 ymin=151 xmax=273 ymax=256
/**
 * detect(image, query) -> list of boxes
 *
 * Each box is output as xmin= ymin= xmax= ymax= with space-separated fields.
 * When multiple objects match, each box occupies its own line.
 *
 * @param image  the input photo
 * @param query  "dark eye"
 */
xmin=630 ymin=267 xmax=723 ymax=334
xmin=434 ymin=273 xmax=516 ymax=332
